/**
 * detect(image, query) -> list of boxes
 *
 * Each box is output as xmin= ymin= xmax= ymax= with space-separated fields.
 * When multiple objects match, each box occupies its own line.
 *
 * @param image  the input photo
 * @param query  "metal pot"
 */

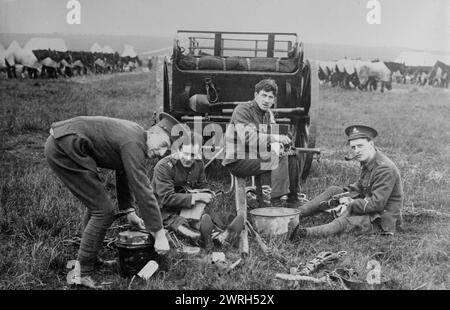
xmin=249 ymin=207 xmax=300 ymax=236
xmin=115 ymin=230 xmax=158 ymax=277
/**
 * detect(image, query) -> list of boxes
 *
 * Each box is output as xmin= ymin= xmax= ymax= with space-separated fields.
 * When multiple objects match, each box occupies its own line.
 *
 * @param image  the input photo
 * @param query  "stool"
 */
xmin=234 ymin=176 xmax=249 ymax=256
xmin=231 ymin=174 xmax=264 ymax=256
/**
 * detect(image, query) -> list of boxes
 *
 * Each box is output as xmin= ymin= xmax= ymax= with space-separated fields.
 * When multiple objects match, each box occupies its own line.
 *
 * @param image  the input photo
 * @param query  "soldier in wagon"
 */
xmin=290 ymin=125 xmax=404 ymax=240
xmin=44 ymin=113 xmax=182 ymax=287
xmin=222 ymin=78 xmax=302 ymax=208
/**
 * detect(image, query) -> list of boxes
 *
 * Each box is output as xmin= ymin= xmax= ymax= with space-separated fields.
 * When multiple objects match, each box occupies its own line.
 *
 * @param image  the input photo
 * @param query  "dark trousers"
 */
xmin=45 ymin=135 xmax=115 ymax=275
xmin=298 ymin=186 xmax=380 ymax=237
xmin=225 ymin=154 xmax=299 ymax=200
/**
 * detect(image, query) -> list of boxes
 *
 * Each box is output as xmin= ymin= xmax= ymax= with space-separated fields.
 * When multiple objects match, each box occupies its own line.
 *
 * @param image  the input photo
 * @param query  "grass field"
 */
xmin=0 ymin=70 xmax=449 ymax=290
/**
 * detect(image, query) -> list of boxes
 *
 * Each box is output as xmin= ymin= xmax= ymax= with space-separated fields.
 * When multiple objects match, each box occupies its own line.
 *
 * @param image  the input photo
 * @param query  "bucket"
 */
xmin=115 ymin=231 xmax=158 ymax=277
xmin=249 ymin=207 xmax=300 ymax=236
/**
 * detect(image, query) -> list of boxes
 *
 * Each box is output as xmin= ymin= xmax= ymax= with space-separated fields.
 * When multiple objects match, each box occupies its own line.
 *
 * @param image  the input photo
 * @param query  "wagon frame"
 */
xmin=159 ymin=30 xmax=320 ymax=181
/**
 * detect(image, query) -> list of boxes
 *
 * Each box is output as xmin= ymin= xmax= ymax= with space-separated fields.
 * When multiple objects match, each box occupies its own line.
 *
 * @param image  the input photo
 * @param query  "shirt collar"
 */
xmin=250 ymin=100 xmax=267 ymax=117
xmin=361 ymin=149 xmax=379 ymax=171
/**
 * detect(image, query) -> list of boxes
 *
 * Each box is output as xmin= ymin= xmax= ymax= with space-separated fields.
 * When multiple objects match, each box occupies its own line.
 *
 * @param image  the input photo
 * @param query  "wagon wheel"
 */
xmin=155 ymin=56 xmax=171 ymax=114
xmin=163 ymin=58 xmax=171 ymax=113
xmin=291 ymin=59 xmax=320 ymax=182
xmin=291 ymin=120 xmax=313 ymax=183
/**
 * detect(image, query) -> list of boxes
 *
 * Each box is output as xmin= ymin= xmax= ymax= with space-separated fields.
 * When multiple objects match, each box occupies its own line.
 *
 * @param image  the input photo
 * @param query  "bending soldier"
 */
xmin=44 ymin=113 xmax=181 ymax=288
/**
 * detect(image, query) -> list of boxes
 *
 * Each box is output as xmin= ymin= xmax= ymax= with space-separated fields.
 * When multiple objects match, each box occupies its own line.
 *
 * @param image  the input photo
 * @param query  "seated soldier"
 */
xmin=289 ymin=125 xmax=404 ymax=240
xmin=152 ymin=133 xmax=244 ymax=247
xmin=222 ymin=78 xmax=301 ymax=207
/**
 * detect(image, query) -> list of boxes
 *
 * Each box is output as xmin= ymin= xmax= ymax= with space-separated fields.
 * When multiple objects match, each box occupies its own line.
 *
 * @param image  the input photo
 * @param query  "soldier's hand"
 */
xmin=194 ymin=192 xmax=213 ymax=204
xmin=277 ymin=135 xmax=291 ymax=145
xmin=151 ymin=229 xmax=170 ymax=255
xmin=339 ymin=197 xmax=353 ymax=205
xmin=270 ymin=142 xmax=283 ymax=157
xmin=337 ymin=204 xmax=348 ymax=217
xmin=127 ymin=211 xmax=145 ymax=230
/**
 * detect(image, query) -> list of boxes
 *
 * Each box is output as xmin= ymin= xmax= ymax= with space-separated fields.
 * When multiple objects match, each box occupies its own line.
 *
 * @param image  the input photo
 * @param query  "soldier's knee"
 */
xmin=104 ymin=208 xmax=115 ymax=220
xmin=97 ymin=207 xmax=115 ymax=224
xmin=44 ymin=136 xmax=56 ymax=161
xmin=325 ymin=185 xmax=345 ymax=195
xmin=331 ymin=216 xmax=349 ymax=230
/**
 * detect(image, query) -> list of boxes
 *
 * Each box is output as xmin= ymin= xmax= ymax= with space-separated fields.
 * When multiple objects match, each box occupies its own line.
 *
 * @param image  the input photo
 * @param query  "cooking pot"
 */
xmin=249 ymin=207 xmax=300 ymax=236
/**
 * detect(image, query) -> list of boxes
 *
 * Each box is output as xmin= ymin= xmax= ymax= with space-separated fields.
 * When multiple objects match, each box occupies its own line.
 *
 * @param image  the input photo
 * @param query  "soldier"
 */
xmin=290 ymin=125 xmax=404 ymax=239
xmin=152 ymin=133 xmax=244 ymax=247
xmin=44 ymin=113 xmax=182 ymax=288
xmin=222 ymin=78 xmax=301 ymax=208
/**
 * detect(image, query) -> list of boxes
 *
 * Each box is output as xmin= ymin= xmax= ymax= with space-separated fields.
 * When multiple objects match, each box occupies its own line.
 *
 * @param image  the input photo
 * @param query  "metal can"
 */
xmin=115 ymin=230 xmax=158 ymax=277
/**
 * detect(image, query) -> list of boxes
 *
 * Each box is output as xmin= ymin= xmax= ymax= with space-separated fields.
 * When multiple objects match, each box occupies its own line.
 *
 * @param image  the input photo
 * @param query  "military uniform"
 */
xmin=223 ymin=100 xmax=299 ymax=202
xmin=152 ymin=153 xmax=208 ymax=225
xmin=293 ymin=125 xmax=404 ymax=238
xmin=44 ymin=116 xmax=166 ymax=275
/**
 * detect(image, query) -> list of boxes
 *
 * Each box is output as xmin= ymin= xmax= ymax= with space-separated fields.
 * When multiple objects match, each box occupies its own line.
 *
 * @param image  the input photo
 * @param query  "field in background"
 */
xmin=0 ymin=71 xmax=449 ymax=290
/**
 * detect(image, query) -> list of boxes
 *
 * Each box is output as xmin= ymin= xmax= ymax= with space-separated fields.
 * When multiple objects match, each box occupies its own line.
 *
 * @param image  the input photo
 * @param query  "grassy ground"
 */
xmin=0 ymin=71 xmax=449 ymax=290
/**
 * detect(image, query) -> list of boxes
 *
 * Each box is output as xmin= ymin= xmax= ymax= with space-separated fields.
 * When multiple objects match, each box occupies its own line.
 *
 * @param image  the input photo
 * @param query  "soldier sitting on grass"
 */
xmin=290 ymin=125 xmax=404 ymax=240
xmin=152 ymin=132 xmax=244 ymax=248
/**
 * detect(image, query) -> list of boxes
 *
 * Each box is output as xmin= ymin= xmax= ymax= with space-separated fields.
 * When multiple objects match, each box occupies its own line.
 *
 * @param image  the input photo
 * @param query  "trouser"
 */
xmin=298 ymin=185 xmax=381 ymax=237
xmin=306 ymin=215 xmax=380 ymax=237
xmin=225 ymin=154 xmax=299 ymax=201
xmin=298 ymin=185 xmax=345 ymax=217
xmin=163 ymin=213 xmax=199 ymax=231
xmin=44 ymin=135 xmax=115 ymax=276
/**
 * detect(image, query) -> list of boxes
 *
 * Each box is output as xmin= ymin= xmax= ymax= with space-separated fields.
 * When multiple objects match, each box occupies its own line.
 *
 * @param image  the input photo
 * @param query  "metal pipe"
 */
xmin=222 ymin=107 xmax=304 ymax=114
xmin=292 ymin=147 xmax=321 ymax=154
xmin=204 ymin=148 xmax=224 ymax=168
xmin=344 ymin=154 xmax=359 ymax=161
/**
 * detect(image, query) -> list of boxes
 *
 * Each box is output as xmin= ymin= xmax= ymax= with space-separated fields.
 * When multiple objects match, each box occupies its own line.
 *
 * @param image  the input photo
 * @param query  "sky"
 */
xmin=1 ymin=0 xmax=449 ymax=52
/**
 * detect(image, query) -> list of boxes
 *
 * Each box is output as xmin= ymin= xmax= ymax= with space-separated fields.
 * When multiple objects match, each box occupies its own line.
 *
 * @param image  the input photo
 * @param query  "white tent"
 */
xmin=24 ymin=37 xmax=68 ymax=52
xmin=5 ymin=40 xmax=22 ymax=65
xmin=102 ymin=45 xmax=114 ymax=54
xmin=395 ymin=52 xmax=438 ymax=67
xmin=434 ymin=54 xmax=450 ymax=65
xmin=0 ymin=43 xmax=6 ymax=68
xmin=90 ymin=43 xmax=103 ymax=53
xmin=17 ymin=43 xmax=39 ymax=68
xmin=121 ymin=44 xmax=137 ymax=58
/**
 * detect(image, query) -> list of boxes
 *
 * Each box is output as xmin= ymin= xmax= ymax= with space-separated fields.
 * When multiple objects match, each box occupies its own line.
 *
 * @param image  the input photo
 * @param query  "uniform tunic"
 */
xmin=223 ymin=100 xmax=275 ymax=165
xmin=299 ymin=149 xmax=403 ymax=236
xmin=152 ymin=154 xmax=208 ymax=218
xmin=346 ymin=149 xmax=404 ymax=233
xmin=47 ymin=116 xmax=163 ymax=231
xmin=222 ymin=100 xmax=299 ymax=200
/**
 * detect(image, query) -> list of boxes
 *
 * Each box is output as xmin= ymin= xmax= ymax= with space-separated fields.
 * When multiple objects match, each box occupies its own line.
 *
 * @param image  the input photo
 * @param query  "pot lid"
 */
xmin=250 ymin=207 xmax=300 ymax=217
xmin=116 ymin=230 xmax=152 ymax=246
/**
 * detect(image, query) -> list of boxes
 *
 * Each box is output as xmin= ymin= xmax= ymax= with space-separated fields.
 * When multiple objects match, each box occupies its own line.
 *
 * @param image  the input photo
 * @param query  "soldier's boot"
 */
xmin=212 ymin=214 xmax=245 ymax=247
xmin=94 ymin=257 xmax=118 ymax=269
xmin=176 ymin=224 xmax=202 ymax=246
xmin=288 ymin=222 xmax=307 ymax=241
xmin=199 ymin=214 xmax=215 ymax=248
xmin=270 ymin=197 xmax=286 ymax=208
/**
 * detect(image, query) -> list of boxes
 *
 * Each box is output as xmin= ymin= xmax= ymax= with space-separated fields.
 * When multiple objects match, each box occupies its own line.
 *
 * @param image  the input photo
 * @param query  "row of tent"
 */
xmin=394 ymin=51 xmax=450 ymax=68
xmin=1 ymin=38 xmax=138 ymax=58
xmin=0 ymin=38 xmax=141 ymax=78
xmin=317 ymin=57 xmax=450 ymax=91
xmin=317 ymin=59 xmax=393 ymax=92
